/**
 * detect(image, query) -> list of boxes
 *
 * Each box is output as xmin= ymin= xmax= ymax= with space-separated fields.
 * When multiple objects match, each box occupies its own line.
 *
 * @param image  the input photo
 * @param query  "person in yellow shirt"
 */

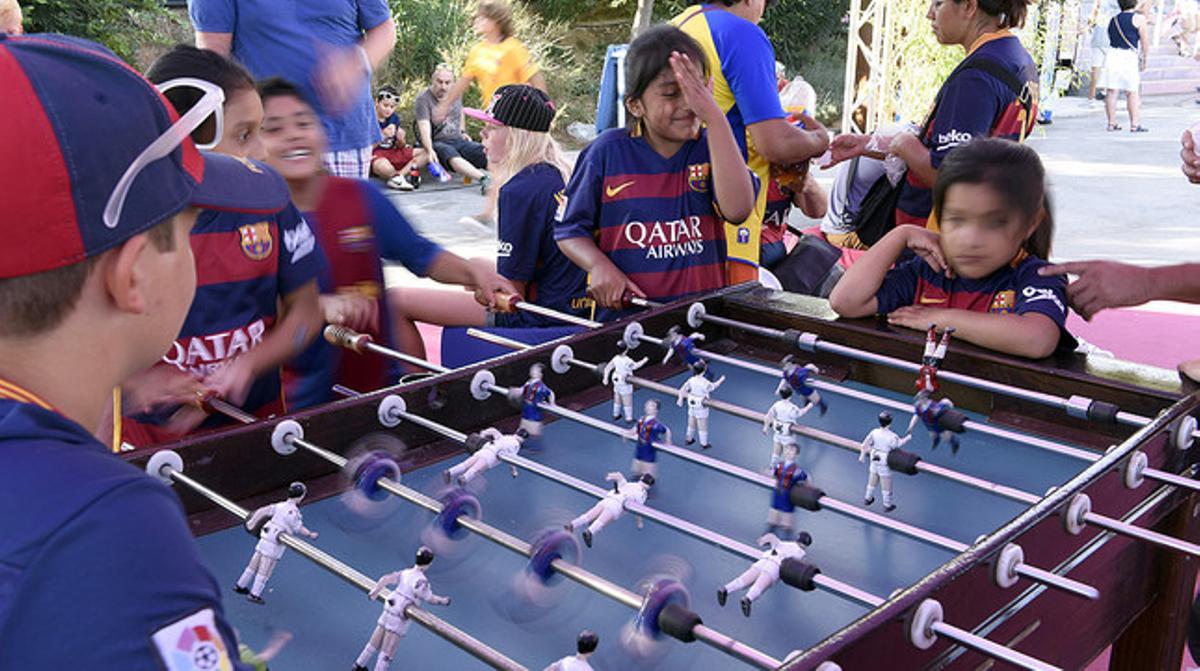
xmin=435 ymin=0 xmax=547 ymax=227
xmin=437 ymin=0 xmax=546 ymax=118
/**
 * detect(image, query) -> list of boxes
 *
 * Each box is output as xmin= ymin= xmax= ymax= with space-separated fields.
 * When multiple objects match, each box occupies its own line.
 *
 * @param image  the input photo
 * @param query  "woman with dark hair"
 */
xmin=828 ymin=0 xmax=1039 ymax=241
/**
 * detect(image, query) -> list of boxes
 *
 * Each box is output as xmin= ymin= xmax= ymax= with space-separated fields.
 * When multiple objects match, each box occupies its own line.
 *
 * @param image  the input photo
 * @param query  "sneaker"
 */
xmin=456 ymin=476 xmax=467 ymax=488
xmin=613 ymin=412 xmax=622 ymax=421
xmin=717 ymin=587 xmax=728 ymax=607
xmin=883 ymin=502 xmax=896 ymax=513
xmin=247 ymin=594 xmax=265 ymax=605
xmin=563 ymin=522 xmax=574 ymax=533
xmin=864 ymin=496 xmax=874 ymax=506
xmin=702 ymin=443 xmax=712 ymax=451
xmin=353 ymin=665 xmax=368 ymax=671
xmin=233 ymin=584 xmax=250 ymax=595
xmin=686 ymin=437 xmax=696 ymax=446
xmin=740 ymin=597 xmax=752 ymax=617
xmin=386 ymin=175 xmax=414 ymax=191
xmin=582 ymin=530 xmax=593 ymax=548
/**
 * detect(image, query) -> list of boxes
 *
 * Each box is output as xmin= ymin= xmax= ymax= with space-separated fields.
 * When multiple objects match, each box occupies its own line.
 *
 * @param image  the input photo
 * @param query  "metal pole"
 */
xmin=302 ymin=396 xmax=782 ymax=669
xmin=510 ymin=300 xmax=602 ymax=329
xmin=160 ymin=466 xmax=526 ymax=671
xmin=466 ymin=333 xmax=1099 ymax=600
xmin=689 ymin=307 xmax=1176 ymax=432
xmin=932 ymin=621 xmax=1061 ymax=671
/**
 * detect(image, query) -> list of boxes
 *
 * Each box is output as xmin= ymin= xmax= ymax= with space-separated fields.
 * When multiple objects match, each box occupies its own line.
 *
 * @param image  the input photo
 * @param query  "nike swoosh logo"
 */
xmin=605 ymin=180 xmax=636 ymax=198
xmin=918 ymin=295 xmax=948 ymax=305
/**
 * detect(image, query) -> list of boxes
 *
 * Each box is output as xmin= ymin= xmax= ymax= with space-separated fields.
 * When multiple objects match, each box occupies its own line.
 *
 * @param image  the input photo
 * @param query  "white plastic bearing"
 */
xmin=814 ymin=662 xmax=843 ymax=671
xmin=551 ymin=345 xmax=574 ymax=375
xmin=622 ymin=322 xmax=645 ymax=350
xmin=1062 ymin=493 xmax=1092 ymax=536
xmin=907 ymin=598 xmax=944 ymax=650
xmin=686 ymin=302 xmax=707 ymax=329
xmin=378 ymin=394 xmax=407 ymax=429
xmin=1123 ymin=451 xmax=1148 ymax=490
xmin=1174 ymin=416 xmax=1198 ymax=451
xmin=145 ymin=449 xmax=183 ymax=485
xmin=992 ymin=543 xmax=1024 ymax=590
xmin=271 ymin=419 xmax=303 ymax=456
xmin=470 ymin=370 xmax=497 ymax=401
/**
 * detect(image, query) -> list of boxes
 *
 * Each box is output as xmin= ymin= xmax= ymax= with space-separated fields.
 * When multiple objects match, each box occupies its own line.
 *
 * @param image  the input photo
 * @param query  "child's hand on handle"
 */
xmin=321 ymin=293 xmax=379 ymax=334
xmin=588 ymin=258 xmax=646 ymax=310
xmin=467 ymin=263 xmax=519 ymax=309
xmin=668 ymin=51 xmax=722 ymax=130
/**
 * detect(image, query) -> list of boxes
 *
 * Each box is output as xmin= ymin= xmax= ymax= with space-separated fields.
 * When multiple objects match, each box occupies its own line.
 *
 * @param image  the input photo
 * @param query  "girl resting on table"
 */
xmin=553 ymin=24 xmax=756 ymax=319
xmin=829 ymin=139 xmax=1075 ymax=359
xmin=386 ymin=84 xmax=590 ymax=361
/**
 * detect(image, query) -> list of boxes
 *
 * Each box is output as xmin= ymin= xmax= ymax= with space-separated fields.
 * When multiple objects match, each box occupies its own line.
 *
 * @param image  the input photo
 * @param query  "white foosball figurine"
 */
xmin=353 ymin=546 xmax=450 ymax=671
xmin=564 ymin=472 xmax=653 ymax=548
xmin=603 ymin=340 xmax=648 ymax=423
xmin=235 ymin=482 xmax=318 ymax=604
xmin=717 ymin=532 xmax=811 ymax=617
xmin=627 ymin=399 xmax=671 ymax=480
xmin=859 ymin=412 xmax=911 ymax=512
xmin=761 ymin=386 xmax=813 ymax=470
xmin=676 ymin=360 xmax=725 ymax=450
xmin=519 ymin=363 xmax=555 ymax=438
xmin=542 ymin=630 xmax=599 ymax=671
xmin=443 ymin=427 xmax=526 ymax=487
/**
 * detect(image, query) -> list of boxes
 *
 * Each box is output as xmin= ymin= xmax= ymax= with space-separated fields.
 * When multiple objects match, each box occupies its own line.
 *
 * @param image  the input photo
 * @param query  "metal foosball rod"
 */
xmin=383 ymin=385 xmax=883 ymax=610
xmin=255 ymin=393 xmax=783 ymax=670
xmin=324 ymin=325 xmax=452 ymax=374
xmin=682 ymin=301 xmax=1200 ymax=440
xmin=141 ymin=451 xmax=526 ymax=671
xmin=622 ymin=323 xmax=1200 ymax=495
xmin=381 ymin=390 xmax=1063 ymax=671
xmin=462 ymin=334 xmax=1098 ymax=601
xmin=320 ymin=331 xmax=1064 ymax=671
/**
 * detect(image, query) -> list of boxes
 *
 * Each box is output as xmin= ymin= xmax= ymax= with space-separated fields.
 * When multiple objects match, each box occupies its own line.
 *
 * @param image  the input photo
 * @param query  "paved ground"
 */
xmin=1030 ymin=93 xmax=1200 ymax=267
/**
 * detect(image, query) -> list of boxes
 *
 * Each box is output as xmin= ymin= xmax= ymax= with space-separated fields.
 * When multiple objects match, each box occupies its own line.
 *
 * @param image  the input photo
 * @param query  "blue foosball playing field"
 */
xmin=197 ymin=363 xmax=1092 ymax=669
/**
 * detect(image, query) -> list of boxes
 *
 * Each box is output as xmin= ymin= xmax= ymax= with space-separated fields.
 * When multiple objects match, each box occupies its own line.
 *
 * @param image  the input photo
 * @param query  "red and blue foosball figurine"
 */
xmin=915 ymin=324 xmax=954 ymax=394
xmin=662 ymin=326 xmax=713 ymax=379
xmin=767 ymin=444 xmax=808 ymax=539
xmin=777 ymin=355 xmax=828 ymax=416
xmin=907 ymin=391 xmax=966 ymax=454
xmin=518 ymin=363 xmax=555 ymax=447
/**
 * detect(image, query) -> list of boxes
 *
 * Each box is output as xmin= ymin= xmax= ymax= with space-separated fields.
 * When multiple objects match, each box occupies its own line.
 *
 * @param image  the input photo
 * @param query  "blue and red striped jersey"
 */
xmin=124 ymin=204 xmax=321 ymax=443
xmin=555 ymin=128 xmax=733 ymax=318
xmin=896 ymin=33 xmax=1037 ymax=227
xmin=875 ymin=254 xmax=1076 ymax=351
xmin=287 ymin=178 xmax=444 ymax=410
xmin=521 ymin=380 xmax=552 ymax=421
xmin=635 ymin=416 xmax=668 ymax=463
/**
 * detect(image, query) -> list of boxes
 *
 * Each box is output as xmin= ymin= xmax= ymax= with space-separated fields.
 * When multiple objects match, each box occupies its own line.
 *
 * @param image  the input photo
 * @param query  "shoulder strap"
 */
xmin=923 ymin=56 xmax=1034 ymax=139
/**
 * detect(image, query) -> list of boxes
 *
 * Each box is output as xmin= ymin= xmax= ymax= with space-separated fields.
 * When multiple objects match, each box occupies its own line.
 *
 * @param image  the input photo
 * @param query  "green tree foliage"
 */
xmin=21 ymin=0 xmax=181 ymax=65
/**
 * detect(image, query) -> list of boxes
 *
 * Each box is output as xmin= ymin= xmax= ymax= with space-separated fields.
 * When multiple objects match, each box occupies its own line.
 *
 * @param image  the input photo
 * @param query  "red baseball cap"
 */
xmin=0 ymin=33 xmax=291 ymax=280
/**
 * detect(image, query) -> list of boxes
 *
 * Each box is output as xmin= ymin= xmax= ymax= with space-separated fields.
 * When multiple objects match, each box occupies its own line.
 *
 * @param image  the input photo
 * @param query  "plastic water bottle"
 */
xmin=428 ymin=161 xmax=452 ymax=183
xmin=408 ymin=165 xmax=421 ymax=189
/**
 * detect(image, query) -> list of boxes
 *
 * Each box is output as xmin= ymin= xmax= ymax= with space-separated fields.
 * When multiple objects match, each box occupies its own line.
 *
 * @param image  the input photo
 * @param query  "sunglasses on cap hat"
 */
xmin=377 ymin=89 xmax=400 ymax=103
xmin=0 ymin=33 xmax=292 ymax=280
xmin=104 ymin=77 xmax=224 ymax=228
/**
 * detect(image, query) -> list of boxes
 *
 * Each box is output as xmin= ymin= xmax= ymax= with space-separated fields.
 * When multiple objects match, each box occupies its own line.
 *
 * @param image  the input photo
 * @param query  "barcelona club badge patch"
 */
xmin=687 ymin=162 xmax=711 ymax=193
xmin=337 ymin=225 xmax=375 ymax=253
xmin=989 ymin=290 xmax=1016 ymax=314
xmin=152 ymin=608 xmax=234 ymax=671
xmin=238 ymin=222 xmax=273 ymax=261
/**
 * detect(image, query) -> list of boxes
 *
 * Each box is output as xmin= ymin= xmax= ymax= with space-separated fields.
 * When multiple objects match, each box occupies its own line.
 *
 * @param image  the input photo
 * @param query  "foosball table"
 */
xmin=133 ymin=285 xmax=1200 ymax=671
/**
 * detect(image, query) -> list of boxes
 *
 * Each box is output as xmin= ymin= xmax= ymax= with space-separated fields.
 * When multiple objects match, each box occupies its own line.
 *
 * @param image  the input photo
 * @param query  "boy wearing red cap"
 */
xmin=0 ymin=33 xmax=274 ymax=669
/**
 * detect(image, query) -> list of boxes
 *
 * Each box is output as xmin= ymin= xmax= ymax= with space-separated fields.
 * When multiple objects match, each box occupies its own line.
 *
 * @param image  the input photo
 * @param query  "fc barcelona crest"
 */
xmin=238 ymin=222 xmax=273 ymax=261
xmin=687 ymin=162 xmax=711 ymax=193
